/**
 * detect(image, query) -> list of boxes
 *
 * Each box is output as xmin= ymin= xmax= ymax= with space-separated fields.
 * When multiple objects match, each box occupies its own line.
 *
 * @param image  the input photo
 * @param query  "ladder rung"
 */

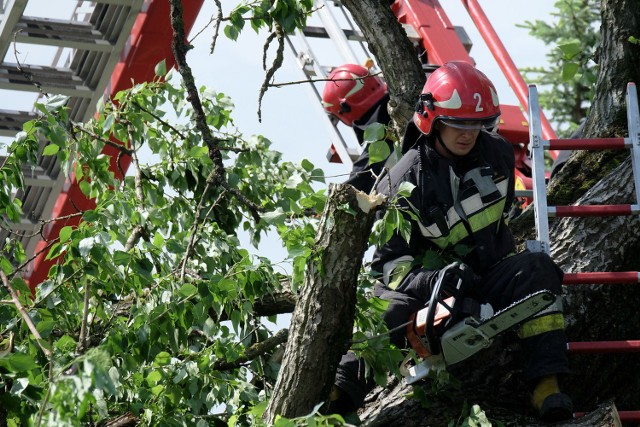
xmin=563 ymin=271 xmax=640 ymax=284
xmin=547 ymin=137 xmax=628 ymax=150
xmin=549 ymin=204 xmax=639 ymax=217
xmin=574 ymin=411 xmax=640 ymax=423
xmin=568 ymin=341 xmax=640 ymax=353
xmin=619 ymin=412 xmax=640 ymax=423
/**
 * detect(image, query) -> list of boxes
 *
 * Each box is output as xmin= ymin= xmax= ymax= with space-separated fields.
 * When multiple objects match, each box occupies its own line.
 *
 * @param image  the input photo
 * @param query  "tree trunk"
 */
xmin=264 ymin=184 xmax=383 ymax=423
xmin=341 ymin=0 xmax=425 ymax=136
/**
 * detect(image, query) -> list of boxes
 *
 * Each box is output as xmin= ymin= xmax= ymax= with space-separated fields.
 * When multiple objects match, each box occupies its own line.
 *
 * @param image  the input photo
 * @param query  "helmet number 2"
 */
xmin=474 ymin=93 xmax=484 ymax=112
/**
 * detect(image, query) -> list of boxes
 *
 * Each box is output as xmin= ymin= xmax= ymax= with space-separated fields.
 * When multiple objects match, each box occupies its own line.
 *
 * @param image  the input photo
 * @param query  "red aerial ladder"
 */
xmin=26 ymin=0 xmax=204 ymax=289
xmin=0 ymin=0 xmax=204 ymax=290
xmin=288 ymin=0 xmax=639 ymax=422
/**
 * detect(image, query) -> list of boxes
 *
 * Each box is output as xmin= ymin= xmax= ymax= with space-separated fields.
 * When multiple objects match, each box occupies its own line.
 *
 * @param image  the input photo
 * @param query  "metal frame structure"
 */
xmin=0 ymin=0 xmax=204 ymax=288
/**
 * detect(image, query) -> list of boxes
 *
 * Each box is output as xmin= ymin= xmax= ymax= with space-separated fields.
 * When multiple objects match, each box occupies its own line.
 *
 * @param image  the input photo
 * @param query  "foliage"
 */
xmin=518 ymin=0 xmax=601 ymax=136
xmin=0 ymin=70 xmax=334 ymax=426
xmin=225 ymin=0 xmax=314 ymax=40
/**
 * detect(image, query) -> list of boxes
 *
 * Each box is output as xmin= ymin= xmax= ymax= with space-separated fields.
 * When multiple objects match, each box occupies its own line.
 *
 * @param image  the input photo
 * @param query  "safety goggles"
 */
xmin=440 ymin=117 xmax=499 ymax=130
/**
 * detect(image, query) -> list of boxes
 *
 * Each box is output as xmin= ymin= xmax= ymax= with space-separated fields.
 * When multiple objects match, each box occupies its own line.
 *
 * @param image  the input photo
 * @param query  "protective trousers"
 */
xmin=333 ymin=251 xmax=569 ymax=410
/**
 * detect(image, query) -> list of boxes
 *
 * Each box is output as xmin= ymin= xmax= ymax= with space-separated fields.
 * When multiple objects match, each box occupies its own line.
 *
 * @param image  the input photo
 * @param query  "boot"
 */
xmin=531 ymin=375 xmax=573 ymax=422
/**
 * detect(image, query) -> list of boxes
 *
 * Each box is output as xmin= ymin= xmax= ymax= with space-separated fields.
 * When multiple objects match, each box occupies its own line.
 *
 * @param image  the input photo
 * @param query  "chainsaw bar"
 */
xmin=476 ymin=289 xmax=556 ymax=340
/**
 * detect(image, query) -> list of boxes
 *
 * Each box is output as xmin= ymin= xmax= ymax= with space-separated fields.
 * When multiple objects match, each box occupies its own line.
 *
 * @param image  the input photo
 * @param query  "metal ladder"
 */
xmin=284 ymin=0 xmax=376 ymax=165
xmin=527 ymin=83 xmax=640 ymax=422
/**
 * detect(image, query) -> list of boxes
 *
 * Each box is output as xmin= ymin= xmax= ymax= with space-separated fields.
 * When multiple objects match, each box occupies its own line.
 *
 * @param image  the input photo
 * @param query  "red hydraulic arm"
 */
xmin=26 ymin=0 xmax=204 ymax=291
xmin=460 ymin=0 xmax=558 ymax=141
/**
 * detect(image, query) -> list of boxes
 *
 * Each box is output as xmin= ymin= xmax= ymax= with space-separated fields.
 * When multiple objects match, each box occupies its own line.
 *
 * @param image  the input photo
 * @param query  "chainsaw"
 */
xmin=403 ymin=264 xmax=557 ymax=384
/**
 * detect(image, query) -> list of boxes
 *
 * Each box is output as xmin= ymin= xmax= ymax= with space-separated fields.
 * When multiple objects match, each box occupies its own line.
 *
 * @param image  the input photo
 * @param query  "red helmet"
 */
xmin=322 ymin=64 xmax=387 ymax=126
xmin=414 ymin=61 xmax=501 ymax=136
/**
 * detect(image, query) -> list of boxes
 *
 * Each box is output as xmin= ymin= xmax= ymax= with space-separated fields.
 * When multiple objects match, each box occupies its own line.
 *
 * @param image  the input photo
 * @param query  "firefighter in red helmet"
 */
xmin=330 ymin=62 xmax=573 ymax=422
xmin=322 ymin=63 xmax=394 ymax=193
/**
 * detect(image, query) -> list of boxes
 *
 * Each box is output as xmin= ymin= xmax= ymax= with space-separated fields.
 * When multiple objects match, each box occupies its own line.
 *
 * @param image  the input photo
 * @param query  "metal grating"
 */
xmin=0 ymin=0 xmax=144 ymax=266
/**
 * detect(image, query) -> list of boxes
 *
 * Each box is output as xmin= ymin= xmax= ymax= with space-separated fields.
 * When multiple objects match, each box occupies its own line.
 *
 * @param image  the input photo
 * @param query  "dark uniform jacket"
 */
xmin=371 ymin=125 xmax=516 ymax=289
xmin=345 ymin=95 xmax=393 ymax=193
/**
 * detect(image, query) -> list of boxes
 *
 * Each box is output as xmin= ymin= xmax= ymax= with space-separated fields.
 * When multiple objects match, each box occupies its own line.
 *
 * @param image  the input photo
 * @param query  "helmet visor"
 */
xmin=440 ymin=117 xmax=499 ymax=130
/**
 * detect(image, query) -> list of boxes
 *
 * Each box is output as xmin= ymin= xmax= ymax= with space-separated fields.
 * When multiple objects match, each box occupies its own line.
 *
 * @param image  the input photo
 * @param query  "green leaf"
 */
xmin=155 ymin=59 xmax=167 ymax=77
xmin=36 ymin=320 xmax=55 ymax=338
xmin=561 ymin=62 xmax=579 ymax=81
xmin=151 ymin=384 xmax=164 ymax=396
xmin=59 ymin=225 xmax=73 ymax=243
xmin=78 ymin=237 xmax=95 ymax=258
xmin=363 ymin=122 xmax=386 ymax=144
xmin=273 ymin=416 xmax=296 ymax=427
xmin=0 ymin=257 xmax=12 ymax=275
xmin=557 ymin=39 xmax=581 ymax=59
xmin=42 ymin=144 xmax=59 ymax=156
xmin=397 ymin=181 xmax=416 ymax=198
xmin=152 ymin=231 xmax=165 ymax=248
xmin=178 ymin=283 xmax=198 ymax=298
xmin=154 ymin=351 xmax=172 ymax=366
xmin=224 ymin=24 xmax=239 ymax=41
xmin=44 ymin=94 xmax=69 ymax=111
xmin=301 ymin=158 xmax=314 ymax=172
xmin=261 ymin=207 xmax=286 ymax=225
xmin=368 ymin=140 xmax=391 ymax=164
xmin=146 ymin=370 xmax=162 ymax=386
xmin=9 ymin=377 xmax=29 ymax=396
xmin=102 ymin=114 xmax=115 ymax=133
xmin=0 ymin=353 xmax=38 ymax=372
xmin=83 ymin=210 xmax=99 ymax=222
xmin=189 ymin=146 xmax=209 ymax=158
xmin=113 ymin=250 xmax=131 ymax=266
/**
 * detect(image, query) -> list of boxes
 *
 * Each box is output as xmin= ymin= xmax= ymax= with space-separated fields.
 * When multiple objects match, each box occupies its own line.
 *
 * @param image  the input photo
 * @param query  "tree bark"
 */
xmin=264 ymin=184 xmax=383 ymax=423
xmin=341 ymin=0 xmax=425 ymax=136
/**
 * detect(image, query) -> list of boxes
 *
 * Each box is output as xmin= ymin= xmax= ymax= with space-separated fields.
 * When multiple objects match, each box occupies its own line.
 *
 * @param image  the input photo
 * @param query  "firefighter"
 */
xmin=322 ymin=63 xmax=394 ymax=193
xmin=331 ymin=61 xmax=573 ymax=422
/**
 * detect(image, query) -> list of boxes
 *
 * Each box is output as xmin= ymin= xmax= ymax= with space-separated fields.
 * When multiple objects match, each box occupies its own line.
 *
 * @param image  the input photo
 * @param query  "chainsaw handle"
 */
xmin=425 ymin=264 xmax=459 ymax=355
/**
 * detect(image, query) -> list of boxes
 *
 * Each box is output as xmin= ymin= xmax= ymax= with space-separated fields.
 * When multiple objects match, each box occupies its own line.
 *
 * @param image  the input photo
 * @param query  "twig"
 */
xmin=76 ymin=281 xmax=91 ymax=355
xmin=209 ymin=0 xmax=223 ymax=54
xmin=179 ymin=186 xmax=227 ymax=282
xmin=75 ymin=126 xmax=133 ymax=157
xmin=128 ymin=124 xmax=145 ymax=208
xmin=35 ymin=355 xmax=54 ymax=427
xmin=8 ymin=238 xmax=58 ymax=281
xmin=220 ymin=180 xmax=262 ymax=221
xmin=0 ymin=270 xmax=52 ymax=358
xmin=13 ymin=30 xmax=48 ymax=98
xmin=169 ymin=0 xmax=226 ymax=182
xmin=257 ymin=23 xmax=284 ymax=122
xmin=132 ymin=100 xmax=187 ymax=140
xmin=213 ymin=328 xmax=289 ymax=371
xmin=269 ymin=71 xmax=384 ymax=89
